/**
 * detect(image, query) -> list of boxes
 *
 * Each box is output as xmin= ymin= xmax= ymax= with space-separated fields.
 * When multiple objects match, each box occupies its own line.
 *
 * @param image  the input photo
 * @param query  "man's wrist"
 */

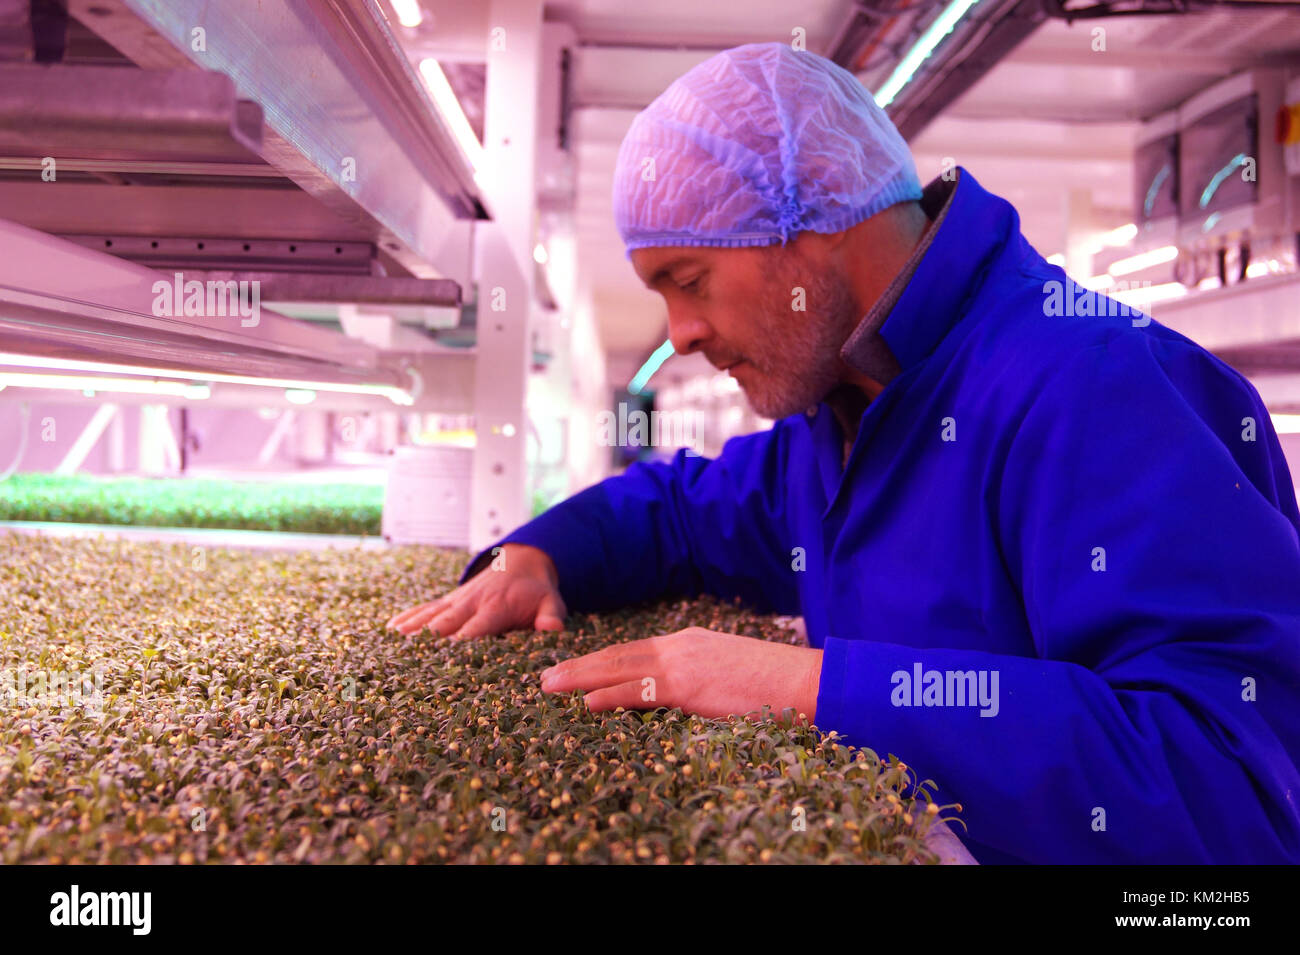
xmin=801 ymin=648 xmax=824 ymax=723
xmin=502 ymin=543 xmax=559 ymax=587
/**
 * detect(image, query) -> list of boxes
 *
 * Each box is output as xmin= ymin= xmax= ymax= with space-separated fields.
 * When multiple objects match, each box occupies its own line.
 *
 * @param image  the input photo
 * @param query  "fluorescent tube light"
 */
xmin=874 ymin=0 xmax=982 ymax=108
xmin=388 ymin=0 xmax=423 ymax=29
xmin=1108 ymin=281 xmax=1188 ymax=308
xmin=0 ymin=353 xmax=412 ymax=405
xmin=0 ymin=372 xmax=211 ymax=399
xmin=1271 ymin=414 xmax=1300 ymax=434
xmin=419 ymin=59 xmax=485 ymax=173
xmin=1108 ymin=245 xmax=1178 ymax=277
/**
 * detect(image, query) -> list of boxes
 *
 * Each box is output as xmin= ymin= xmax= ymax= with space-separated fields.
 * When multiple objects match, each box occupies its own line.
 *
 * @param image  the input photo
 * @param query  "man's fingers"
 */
xmin=582 ymin=679 xmax=653 ymax=713
xmin=533 ymin=591 xmax=567 ymax=632
xmin=540 ymin=644 xmax=656 ymax=693
xmin=390 ymin=602 xmax=447 ymax=635
xmin=394 ymin=595 xmax=472 ymax=637
xmin=450 ymin=602 xmax=510 ymax=641
xmin=420 ymin=598 xmax=480 ymax=639
xmin=387 ymin=597 xmax=449 ymax=631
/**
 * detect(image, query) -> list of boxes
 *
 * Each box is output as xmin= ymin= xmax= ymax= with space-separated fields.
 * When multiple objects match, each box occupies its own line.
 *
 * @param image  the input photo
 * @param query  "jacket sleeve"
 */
xmin=458 ymin=422 xmax=802 ymax=616
xmin=814 ymin=338 xmax=1300 ymax=863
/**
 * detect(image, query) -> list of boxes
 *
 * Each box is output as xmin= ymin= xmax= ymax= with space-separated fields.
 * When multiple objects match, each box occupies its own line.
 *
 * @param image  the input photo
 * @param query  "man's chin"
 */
xmin=744 ymin=387 xmax=819 ymax=420
xmin=734 ymin=367 xmax=834 ymax=420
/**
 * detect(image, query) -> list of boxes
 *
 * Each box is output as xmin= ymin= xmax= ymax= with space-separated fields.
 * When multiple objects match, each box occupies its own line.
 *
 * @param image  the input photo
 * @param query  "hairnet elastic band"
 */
xmin=621 ymin=173 xmax=923 ymax=259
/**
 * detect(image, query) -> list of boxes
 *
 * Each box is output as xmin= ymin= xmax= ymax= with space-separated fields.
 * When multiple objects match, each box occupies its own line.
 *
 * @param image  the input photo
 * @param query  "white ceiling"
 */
xmin=548 ymin=0 xmax=848 ymax=49
xmin=406 ymin=1 xmax=1300 ymax=387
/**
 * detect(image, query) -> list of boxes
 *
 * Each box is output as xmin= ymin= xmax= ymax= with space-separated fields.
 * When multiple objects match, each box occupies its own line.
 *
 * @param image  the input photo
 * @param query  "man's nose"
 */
xmin=666 ymin=307 xmax=712 ymax=358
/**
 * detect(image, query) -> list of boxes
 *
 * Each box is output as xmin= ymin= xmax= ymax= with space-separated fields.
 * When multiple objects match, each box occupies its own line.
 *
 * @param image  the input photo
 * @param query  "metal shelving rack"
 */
xmin=0 ymin=0 xmax=550 ymax=550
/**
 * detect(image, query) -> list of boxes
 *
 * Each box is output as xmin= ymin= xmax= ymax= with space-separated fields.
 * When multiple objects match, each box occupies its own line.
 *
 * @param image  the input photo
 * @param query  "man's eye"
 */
xmin=679 ymin=276 xmax=702 ymax=293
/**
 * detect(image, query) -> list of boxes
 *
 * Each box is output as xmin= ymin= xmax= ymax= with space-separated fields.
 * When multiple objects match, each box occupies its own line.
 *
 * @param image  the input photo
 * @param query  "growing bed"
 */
xmin=0 ymin=533 xmax=960 ymax=863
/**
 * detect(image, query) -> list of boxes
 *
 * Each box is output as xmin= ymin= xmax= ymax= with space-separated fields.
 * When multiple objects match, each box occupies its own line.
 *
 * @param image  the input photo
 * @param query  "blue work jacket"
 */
xmin=462 ymin=169 xmax=1300 ymax=864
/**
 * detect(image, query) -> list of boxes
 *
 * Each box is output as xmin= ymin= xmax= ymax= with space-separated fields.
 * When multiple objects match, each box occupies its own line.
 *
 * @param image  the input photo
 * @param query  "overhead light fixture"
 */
xmin=1108 ymin=245 xmax=1178 ymax=277
xmin=1046 ymin=226 xmax=1137 ymax=271
xmin=1108 ymin=281 xmax=1188 ymax=308
xmin=1095 ymin=223 xmax=1138 ymax=250
xmin=628 ymin=339 xmax=677 ymax=395
xmin=1244 ymin=259 xmax=1285 ymax=279
xmin=387 ymin=0 xmax=423 ymax=28
xmin=419 ymin=59 xmax=485 ymax=174
xmin=874 ymin=0 xmax=983 ymax=108
xmin=1271 ymin=413 xmax=1300 ymax=434
xmin=285 ymin=389 xmax=317 ymax=405
xmin=0 ymin=353 xmax=413 ymax=405
xmin=533 ymin=243 xmax=549 ymax=265
xmin=0 ymin=372 xmax=212 ymax=399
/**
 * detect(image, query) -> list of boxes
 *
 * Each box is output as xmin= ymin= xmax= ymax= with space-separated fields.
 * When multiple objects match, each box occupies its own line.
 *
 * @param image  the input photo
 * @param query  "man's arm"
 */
xmin=815 ymin=339 xmax=1300 ymax=863
xmin=460 ymin=423 xmax=803 ymax=616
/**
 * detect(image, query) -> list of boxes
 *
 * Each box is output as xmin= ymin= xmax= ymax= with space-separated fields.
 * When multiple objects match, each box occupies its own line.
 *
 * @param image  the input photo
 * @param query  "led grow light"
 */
xmin=419 ymin=59 xmax=485 ymax=174
xmin=1108 ymin=246 xmax=1179 ymax=277
xmin=1271 ymin=414 xmax=1300 ymax=434
xmin=0 ymin=372 xmax=211 ymax=399
xmin=388 ymin=0 xmax=423 ymax=28
xmin=0 ymin=353 xmax=413 ymax=405
xmin=874 ymin=0 xmax=983 ymax=109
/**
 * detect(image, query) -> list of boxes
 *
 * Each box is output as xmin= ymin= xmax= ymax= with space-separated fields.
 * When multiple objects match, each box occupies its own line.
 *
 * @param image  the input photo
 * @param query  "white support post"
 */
xmin=1064 ymin=187 xmax=1095 ymax=282
xmin=138 ymin=404 xmax=170 ymax=475
xmin=469 ymin=0 xmax=543 ymax=552
xmin=359 ymin=412 xmax=378 ymax=449
xmin=160 ymin=408 xmax=182 ymax=472
xmin=56 ymin=402 xmax=119 ymax=475
xmin=257 ymin=409 xmax=297 ymax=465
xmin=380 ymin=411 xmax=399 ymax=451
xmin=107 ymin=404 xmax=125 ymax=472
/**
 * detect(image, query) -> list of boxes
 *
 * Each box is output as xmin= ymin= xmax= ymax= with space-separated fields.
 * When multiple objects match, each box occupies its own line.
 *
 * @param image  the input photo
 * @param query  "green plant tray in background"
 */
xmin=0 ymin=534 xmax=957 ymax=864
xmin=0 ymin=474 xmax=383 ymax=535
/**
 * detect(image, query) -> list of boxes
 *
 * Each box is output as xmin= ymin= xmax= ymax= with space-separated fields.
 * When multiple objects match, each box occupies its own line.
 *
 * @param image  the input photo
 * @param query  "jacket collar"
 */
xmin=838 ymin=167 xmax=1016 ymax=384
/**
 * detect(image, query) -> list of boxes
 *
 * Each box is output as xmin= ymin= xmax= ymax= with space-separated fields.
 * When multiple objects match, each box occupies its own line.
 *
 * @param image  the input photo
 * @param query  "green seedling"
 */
xmin=0 ymin=534 xmax=954 ymax=864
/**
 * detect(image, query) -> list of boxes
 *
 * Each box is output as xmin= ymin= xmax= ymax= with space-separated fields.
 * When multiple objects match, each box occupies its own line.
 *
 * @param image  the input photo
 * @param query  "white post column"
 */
xmin=1064 ymin=187 xmax=1095 ymax=283
xmin=138 ymin=405 xmax=168 ymax=476
xmin=107 ymin=404 xmax=125 ymax=472
xmin=469 ymin=0 xmax=543 ymax=551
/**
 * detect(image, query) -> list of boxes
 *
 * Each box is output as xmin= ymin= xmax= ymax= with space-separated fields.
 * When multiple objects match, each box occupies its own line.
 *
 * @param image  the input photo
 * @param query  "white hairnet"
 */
xmin=613 ymin=43 xmax=922 ymax=256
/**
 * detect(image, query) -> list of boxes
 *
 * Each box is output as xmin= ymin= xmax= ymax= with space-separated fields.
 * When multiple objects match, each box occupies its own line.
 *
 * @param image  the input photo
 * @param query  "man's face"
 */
xmin=631 ymin=237 xmax=860 ymax=419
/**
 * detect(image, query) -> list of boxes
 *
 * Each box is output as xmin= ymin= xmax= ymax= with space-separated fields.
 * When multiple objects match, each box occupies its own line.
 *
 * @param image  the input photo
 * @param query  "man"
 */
xmin=389 ymin=43 xmax=1300 ymax=864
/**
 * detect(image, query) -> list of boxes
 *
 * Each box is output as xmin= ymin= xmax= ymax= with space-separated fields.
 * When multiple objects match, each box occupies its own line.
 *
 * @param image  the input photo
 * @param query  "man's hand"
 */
xmin=385 ymin=543 xmax=566 ymax=640
xmin=540 ymin=628 xmax=823 ymax=722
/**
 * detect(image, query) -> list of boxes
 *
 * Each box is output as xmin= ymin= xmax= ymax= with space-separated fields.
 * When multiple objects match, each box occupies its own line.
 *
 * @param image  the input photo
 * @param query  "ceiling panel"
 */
xmin=548 ymin=0 xmax=849 ymax=48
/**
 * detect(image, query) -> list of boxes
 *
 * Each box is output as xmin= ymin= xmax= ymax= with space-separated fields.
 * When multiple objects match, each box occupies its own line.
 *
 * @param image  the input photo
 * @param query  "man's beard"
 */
xmin=737 ymin=263 xmax=860 ymax=420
